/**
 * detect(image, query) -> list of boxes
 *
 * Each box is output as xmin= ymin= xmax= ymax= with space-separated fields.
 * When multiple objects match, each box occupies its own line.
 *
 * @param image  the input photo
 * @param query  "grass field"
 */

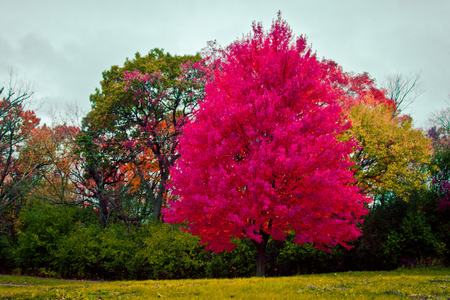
xmin=1 ymin=267 xmax=449 ymax=299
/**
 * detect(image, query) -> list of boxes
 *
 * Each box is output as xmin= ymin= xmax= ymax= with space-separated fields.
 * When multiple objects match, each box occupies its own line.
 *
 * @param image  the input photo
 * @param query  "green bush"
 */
xmin=266 ymin=234 xmax=348 ymax=276
xmin=14 ymin=200 xmax=79 ymax=271
xmin=0 ymin=234 xmax=14 ymax=272
xmin=134 ymin=224 xmax=208 ymax=280
xmin=206 ymin=238 xmax=256 ymax=278
xmin=97 ymin=224 xmax=137 ymax=279
xmin=8 ymin=185 xmax=450 ymax=280
xmin=383 ymin=203 xmax=448 ymax=266
xmin=348 ymin=192 xmax=408 ymax=271
xmin=52 ymin=224 xmax=102 ymax=279
xmin=53 ymin=223 xmax=209 ymax=280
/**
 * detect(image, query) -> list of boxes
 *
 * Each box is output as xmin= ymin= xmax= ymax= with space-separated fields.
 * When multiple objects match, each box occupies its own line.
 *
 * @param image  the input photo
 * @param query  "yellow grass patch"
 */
xmin=1 ymin=267 xmax=449 ymax=299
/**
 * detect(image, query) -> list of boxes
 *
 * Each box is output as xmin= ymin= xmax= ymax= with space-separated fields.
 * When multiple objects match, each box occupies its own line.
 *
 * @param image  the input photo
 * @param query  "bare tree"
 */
xmin=46 ymin=101 xmax=86 ymax=128
xmin=427 ymin=93 xmax=450 ymax=134
xmin=1 ymin=68 xmax=34 ymax=100
xmin=384 ymin=71 xmax=425 ymax=115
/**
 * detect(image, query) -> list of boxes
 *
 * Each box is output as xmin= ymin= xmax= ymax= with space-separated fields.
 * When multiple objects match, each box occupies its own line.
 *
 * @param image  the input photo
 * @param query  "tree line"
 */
xmin=1 ymin=15 xmax=449 ymax=278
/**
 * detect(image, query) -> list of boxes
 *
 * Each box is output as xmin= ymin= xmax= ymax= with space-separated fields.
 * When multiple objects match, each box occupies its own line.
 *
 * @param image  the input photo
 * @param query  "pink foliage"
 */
xmin=123 ymin=70 xmax=164 ymax=105
xmin=321 ymin=59 xmax=395 ymax=114
xmin=163 ymin=15 xmax=370 ymax=252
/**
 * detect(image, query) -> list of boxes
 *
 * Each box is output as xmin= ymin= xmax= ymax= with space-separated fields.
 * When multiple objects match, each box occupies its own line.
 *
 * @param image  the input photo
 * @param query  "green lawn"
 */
xmin=1 ymin=268 xmax=449 ymax=299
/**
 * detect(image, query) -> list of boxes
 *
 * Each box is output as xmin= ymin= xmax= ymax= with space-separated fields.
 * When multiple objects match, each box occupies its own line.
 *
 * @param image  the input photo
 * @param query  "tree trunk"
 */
xmin=152 ymin=177 xmax=166 ymax=222
xmin=253 ymin=231 xmax=270 ymax=277
xmin=99 ymin=195 xmax=109 ymax=227
xmin=151 ymin=158 xmax=170 ymax=222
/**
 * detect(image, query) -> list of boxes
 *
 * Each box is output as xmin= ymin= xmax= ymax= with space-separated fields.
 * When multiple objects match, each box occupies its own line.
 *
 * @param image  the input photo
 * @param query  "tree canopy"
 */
xmin=83 ymin=49 xmax=209 ymax=222
xmin=343 ymin=95 xmax=431 ymax=200
xmin=164 ymin=15 xmax=370 ymax=276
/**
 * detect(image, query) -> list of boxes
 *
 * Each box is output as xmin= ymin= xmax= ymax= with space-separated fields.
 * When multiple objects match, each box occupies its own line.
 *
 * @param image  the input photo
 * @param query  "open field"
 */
xmin=1 ymin=268 xmax=450 ymax=299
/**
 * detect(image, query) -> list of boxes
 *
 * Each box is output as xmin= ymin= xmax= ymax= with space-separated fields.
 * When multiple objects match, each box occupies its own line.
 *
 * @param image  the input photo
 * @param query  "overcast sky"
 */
xmin=1 ymin=0 xmax=449 ymax=128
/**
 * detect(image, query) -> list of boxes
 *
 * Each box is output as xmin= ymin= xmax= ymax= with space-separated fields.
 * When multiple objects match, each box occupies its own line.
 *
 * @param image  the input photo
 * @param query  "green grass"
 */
xmin=1 ymin=267 xmax=450 ymax=299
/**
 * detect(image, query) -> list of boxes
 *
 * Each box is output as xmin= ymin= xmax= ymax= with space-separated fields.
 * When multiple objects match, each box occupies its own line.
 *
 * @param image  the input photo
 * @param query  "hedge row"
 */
xmin=1 ymin=189 xmax=449 ymax=280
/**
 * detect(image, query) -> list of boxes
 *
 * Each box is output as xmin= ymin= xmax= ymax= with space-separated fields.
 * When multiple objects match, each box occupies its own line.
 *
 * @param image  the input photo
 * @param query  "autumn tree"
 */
xmin=86 ymin=49 xmax=208 ymax=221
xmin=426 ymin=97 xmax=450 ymax=211
xmin=0 ymin=86 xmax=40 ymax=235
xmin=343 ymin=95 xmax=431 ymax=201
xmin=320 ymin=59 xmax=389 ymax=115
xmin=22 ymin=124 xmax=80 ymax=205
xmin=322 ymin=61 xmax=431 ymax=202
xmin=73 ymin=118 xmax=133 ymax=227
xmin=114 ymin=146 xmax=163 ymax=226
xmin=74 ymin=112 xmax=176 ymax=227
xmin=164 ymin=15 xmax=370 ymax=277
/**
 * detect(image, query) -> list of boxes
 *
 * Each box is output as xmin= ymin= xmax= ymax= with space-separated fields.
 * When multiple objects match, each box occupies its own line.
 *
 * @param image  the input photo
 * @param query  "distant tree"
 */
xmin=22 ymin=124 xmax=80 ymax=205
xmin=426 ymin=95 xmax=450 ymax=211
xmin=164 ymin=15 xmax=370 ymax=277
xmin=384 ymin=71 xmax=424 ymax=116
xmin=45 ymin=101 xmax=86 ymax=128
xmin=427 ymin=94 xmax=450 ymax=135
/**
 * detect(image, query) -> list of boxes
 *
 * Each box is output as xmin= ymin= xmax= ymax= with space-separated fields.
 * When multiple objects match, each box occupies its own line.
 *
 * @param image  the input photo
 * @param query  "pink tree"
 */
xmin=164 ymin=14 xmax=370 ymax=277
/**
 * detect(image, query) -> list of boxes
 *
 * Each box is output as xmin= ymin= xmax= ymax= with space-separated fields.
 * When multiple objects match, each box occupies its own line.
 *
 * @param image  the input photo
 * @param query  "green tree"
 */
xmin=86 ymin=49 xmax=207 ymax=221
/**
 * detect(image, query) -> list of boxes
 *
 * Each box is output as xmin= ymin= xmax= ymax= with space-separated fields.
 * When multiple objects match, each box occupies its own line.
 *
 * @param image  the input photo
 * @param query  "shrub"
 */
xmin=206 ymin=238 xmax=256 ymax=278
xmin=14 ymin=200 xmax=78 ymax=271
xmin=52 ymin=224 xmax=102 ymax=279
xmin=134 ymin=224 xmax=208 ymax=280
xmin=0 ymin=234 xmax=14 ymax=273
